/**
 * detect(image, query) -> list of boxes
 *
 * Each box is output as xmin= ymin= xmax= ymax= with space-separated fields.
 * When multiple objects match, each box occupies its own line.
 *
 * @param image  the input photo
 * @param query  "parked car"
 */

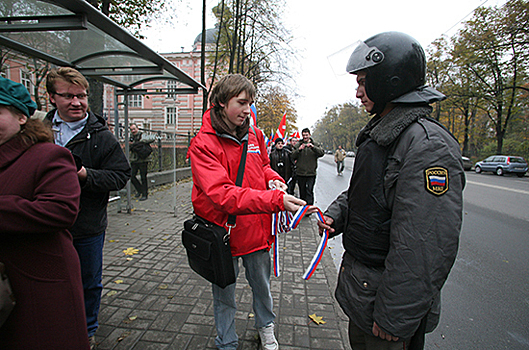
xmin=474 ymin=155 xmax=528 ymax=177
xmin=462 ymin=156 xmax=472 ymax=171
xmin=346 ymin=151 xmax=355 ymax=157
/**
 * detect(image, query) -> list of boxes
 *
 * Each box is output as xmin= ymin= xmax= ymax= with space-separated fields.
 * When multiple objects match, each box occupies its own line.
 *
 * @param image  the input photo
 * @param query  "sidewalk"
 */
xmin=94 ymin=180 xmax=351 ymax=350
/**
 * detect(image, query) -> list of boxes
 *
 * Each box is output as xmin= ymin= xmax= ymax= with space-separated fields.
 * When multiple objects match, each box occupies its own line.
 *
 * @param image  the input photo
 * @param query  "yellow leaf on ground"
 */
xmin=123 ymin=247 xmax=139 ymax=255
xmin=309 ymin=313 xmax=326 ymax=325
xmin=106 ymin=290 xmax=118 ymax=297
xmin=114 ymin=280 xmax=124 ymax=284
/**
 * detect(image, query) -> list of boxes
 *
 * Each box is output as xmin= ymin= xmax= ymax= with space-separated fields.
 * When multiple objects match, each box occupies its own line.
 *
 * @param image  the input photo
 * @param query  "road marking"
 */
xmin=466 ymin=180 xmax=529 ymax=195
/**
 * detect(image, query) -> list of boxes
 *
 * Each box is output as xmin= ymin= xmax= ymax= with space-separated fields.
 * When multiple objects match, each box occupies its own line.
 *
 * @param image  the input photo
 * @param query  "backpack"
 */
xmin=132 ymin=142 xmax=152 ymax=159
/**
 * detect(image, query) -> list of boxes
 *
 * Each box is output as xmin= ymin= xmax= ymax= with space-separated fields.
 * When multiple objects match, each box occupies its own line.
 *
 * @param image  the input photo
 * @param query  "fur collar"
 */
xmin=357 ymin=105 xmax=432 ymax=147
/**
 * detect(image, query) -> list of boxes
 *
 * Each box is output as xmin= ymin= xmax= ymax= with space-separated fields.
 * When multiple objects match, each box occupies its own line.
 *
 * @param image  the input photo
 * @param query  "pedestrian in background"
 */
xmin=269 ymin=138 xmax=294 ymax=185
xmin=189 ymin=74 xmax=305 ymax=350
xmin=334 ymin=145 xmax=346 ymax=175
xmin=316 ymin=32 xmax=465 ymax=350
xmin=129 ymin=123 xmax=154 ymax=201
xmin=0 ymin=77 xmax=89 ymax=349
xmin=291 ymin=128 xmax=324 ymax=205
xmin=45 ymin=67 xmax=131 ymax=349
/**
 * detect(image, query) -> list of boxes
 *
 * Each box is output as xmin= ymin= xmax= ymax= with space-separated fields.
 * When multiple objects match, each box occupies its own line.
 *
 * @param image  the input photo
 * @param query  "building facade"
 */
xmin=1 ymin=28 xmax=218 ymax=134
xmin=103 ymin=29 xmax=218 ymax=134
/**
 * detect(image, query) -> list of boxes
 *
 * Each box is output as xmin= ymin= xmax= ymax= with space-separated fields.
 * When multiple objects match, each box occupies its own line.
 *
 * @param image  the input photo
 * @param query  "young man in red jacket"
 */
xmin=189 ymin=74 xmax=305 ymax=350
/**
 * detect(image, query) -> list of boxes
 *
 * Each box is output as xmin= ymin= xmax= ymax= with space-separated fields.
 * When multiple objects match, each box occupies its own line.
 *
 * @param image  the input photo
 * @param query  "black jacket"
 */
xmin=326 ymin=105 xmax=465 ymax=339
xmin=269 ymin=147 xmax=293 ymax=183
xmin=45 ymin=110 xmax=131 ymax=238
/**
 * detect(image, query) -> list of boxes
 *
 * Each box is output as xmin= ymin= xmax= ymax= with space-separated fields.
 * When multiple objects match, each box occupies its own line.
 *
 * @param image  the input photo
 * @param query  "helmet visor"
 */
xmin=346 ymin=41 xmax=384 ymax=74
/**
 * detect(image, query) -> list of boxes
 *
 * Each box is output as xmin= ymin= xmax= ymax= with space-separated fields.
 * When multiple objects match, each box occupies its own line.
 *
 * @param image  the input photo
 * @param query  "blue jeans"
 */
xmin=212 ymin=249 xmax=275 ymax=349
xmin=73 ymin=232 xmax=105 ymax=337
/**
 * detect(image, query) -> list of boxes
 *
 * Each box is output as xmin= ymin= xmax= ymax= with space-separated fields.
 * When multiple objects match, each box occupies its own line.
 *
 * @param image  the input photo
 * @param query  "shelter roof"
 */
xmin=0 ymin=0 xmax=205 ymax=92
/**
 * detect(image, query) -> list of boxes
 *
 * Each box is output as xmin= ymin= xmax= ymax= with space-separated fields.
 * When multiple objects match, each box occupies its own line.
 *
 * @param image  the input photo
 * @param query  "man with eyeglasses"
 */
xmin=45 ymin=67 xmax=131 ymax=349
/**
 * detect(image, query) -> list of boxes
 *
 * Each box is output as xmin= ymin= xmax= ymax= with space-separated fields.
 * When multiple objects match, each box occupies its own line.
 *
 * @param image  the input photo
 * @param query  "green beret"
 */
xmin=0 ymin=76 xmax=37 ymax=117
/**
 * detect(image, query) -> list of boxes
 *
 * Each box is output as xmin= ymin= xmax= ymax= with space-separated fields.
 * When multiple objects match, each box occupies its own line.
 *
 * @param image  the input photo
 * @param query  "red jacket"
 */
xmin=190 ymin=109 xmax=285 ymax=256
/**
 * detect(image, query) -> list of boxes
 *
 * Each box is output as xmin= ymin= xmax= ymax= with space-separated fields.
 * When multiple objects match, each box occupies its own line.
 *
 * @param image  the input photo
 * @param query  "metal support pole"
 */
xmin=173 ymin=129 xmax=177 ymax=217
xmin=157 ymin=131 xmax=163 ymax=172
xmin=123 ymin=91 xmax=131 ymax=214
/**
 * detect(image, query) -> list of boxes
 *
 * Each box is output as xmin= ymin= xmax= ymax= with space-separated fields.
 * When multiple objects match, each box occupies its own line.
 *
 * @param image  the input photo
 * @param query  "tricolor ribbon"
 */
xmin=271 ymin=210 xmax=293 ymax=277
xmin=289 ymin=205 xmax=329 ymax=280
xmin=272 ymin=205 xmax=329 ymax=280
xmin=301 ymin=209 xmax=329 ymax=280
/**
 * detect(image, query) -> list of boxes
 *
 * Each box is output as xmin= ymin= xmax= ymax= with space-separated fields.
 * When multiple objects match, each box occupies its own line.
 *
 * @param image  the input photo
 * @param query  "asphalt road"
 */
xmin=313 ymin=154 xmax=529 ymax=349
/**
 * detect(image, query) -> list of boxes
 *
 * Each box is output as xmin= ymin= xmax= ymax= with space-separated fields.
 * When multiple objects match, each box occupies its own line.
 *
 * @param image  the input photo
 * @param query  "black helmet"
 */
xmin=346 ymin=31 xmax=445 ymax=114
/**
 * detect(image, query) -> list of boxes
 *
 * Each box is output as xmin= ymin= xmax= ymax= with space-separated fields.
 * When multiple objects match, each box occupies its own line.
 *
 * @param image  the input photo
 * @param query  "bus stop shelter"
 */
xmin=0 ymin=0 xmax=205 ymax=213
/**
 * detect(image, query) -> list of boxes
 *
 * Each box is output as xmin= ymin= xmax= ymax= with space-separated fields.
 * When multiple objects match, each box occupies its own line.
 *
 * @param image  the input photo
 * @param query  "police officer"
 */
xmin=316 ymin=32 xmax=465 ymax=350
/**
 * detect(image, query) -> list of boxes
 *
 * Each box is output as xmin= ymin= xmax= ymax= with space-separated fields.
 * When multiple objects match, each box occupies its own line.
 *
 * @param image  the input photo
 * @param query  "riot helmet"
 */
xmin=346 ymin=31 xmax=445 ymax=114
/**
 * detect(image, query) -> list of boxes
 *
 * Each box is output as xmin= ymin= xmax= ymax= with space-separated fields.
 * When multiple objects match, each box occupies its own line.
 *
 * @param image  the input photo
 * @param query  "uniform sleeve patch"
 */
xmin=425 ymin=167 xmax=449 ymax=196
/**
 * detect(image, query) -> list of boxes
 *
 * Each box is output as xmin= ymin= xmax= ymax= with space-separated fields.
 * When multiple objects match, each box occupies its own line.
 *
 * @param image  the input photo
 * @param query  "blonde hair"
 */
xmin=46 ymin=67 xmax=89 ymax=94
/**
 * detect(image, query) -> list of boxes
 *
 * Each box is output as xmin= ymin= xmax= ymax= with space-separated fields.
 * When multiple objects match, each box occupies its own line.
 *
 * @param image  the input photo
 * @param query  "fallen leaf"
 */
xmin=159 ymin=284 xmax=168 ymax=289
xmin=248 ymin=313 xmax=255 ymax=319
xmin=117 ymin=331 xmax=131 ymax=342
xmin=123 ymin=315 xmax=138 ymax=324
xmin=106 ymin=290 xmax=118 ymax=297
xmin=114 ymin=280 xmax=124 ymax=284
xmin=309 ymin=313 xmax=326 ymax=325
xmin=123 ymin=247 xmax=139 ymax=255
xmin=126 ymin=257 xmax=133 ymax=261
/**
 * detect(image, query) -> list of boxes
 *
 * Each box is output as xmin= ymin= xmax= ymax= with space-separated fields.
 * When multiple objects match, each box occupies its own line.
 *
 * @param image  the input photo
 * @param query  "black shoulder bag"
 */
xmin=182 ymin=140 xmax=248 ymax=288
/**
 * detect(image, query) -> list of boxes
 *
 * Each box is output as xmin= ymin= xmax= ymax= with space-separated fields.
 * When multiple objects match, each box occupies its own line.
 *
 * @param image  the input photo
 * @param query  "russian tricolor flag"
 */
xmin=429 ymin=175 xmax=446 ymax=187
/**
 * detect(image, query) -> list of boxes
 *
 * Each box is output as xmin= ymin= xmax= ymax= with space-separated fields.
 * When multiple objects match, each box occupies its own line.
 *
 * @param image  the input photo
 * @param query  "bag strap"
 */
xmin=226 ymin=138 xmax=248 ymax=227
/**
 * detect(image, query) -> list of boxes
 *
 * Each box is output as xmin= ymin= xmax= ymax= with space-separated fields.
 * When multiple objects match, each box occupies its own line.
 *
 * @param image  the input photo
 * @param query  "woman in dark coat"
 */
xmin=0 ymin=77 xmax=89 ymax=349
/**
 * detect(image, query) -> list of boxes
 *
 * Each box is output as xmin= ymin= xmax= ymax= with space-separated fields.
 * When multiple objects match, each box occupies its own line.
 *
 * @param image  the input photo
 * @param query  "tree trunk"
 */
xmin=229 ymin=0 xmax=241 ymax=73
xmin=201 ymin=0 xmax=208 ymax=115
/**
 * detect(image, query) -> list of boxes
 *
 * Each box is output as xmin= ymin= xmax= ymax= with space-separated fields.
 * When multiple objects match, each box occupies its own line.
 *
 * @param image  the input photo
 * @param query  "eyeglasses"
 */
xmin=54 ymin=92 xmax=89 ymax=100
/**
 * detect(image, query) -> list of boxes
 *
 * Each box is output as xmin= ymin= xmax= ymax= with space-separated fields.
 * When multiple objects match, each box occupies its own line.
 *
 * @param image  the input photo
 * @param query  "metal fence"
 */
xmin=111 ymin=124 xmax=193 ymax=172
xmin=109 ymin=123 xmax=194 ymax=214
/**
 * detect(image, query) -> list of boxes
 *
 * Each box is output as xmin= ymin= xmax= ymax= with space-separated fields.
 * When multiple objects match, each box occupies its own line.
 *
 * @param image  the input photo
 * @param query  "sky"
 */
xmin=143 ymin=0 xmax=508 ymax=130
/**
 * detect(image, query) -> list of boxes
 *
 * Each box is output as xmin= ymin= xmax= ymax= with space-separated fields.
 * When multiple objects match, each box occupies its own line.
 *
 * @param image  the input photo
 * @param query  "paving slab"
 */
xmin=95 ymin=180 xmax=351 ymax=350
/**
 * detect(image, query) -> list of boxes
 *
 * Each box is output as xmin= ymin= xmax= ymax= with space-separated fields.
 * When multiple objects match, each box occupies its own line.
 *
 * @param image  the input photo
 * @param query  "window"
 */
xmin=0 ymin=65 xmax=9 ymax=79
xmin=166 ymin=107 xmax=178 ymax=125
xmin=127 ymin=94 xmax=143 ymax=108
xmin=167 ymin=80 xmax=179 ymax=99
xmin=21 ymin=71 xmax=32 ymax=91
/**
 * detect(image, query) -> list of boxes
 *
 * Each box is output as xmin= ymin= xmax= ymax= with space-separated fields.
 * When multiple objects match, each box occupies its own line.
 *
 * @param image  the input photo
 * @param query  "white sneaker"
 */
xmin=258 ymin=323 xmax=278 ymax=350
